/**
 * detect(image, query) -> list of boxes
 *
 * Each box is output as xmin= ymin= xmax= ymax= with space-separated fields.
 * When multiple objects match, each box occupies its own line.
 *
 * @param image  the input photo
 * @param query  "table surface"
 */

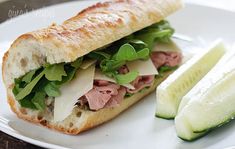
xmin=0 ymin=0 xmax=234 ymax=149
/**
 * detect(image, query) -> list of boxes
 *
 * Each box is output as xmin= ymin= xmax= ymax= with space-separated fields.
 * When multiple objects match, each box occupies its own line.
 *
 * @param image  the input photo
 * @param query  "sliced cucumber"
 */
xmin=178 ymin=47 xmax=235 ymax=112
xmin=175 ymin=111 xmax=206 ymax=141
xmin=176 ymin=54 xmax=235 ymax=141
xmin=155 ymin=40 xmax=226 ymax=119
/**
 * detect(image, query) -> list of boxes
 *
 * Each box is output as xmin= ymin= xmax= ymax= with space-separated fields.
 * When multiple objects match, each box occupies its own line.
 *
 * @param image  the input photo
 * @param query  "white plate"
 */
xmin=0 ymin=1 xmax=235 ymax=149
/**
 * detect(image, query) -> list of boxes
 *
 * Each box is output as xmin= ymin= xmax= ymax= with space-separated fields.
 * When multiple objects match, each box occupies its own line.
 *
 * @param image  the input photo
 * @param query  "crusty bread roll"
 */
xmin=6 ymin=71 xmax=173 ymax=134
xmin=2 ymin=0 xmax=183 ymax=134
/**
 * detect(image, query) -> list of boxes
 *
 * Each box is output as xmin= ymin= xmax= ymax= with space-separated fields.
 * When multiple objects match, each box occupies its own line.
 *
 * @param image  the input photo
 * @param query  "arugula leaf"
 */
xmin=100 ymin=59 xmax=125 ymax=72
xmin=100 ymin=44 xmax=149 ymax=83
xmin=115 ymin=44 xmax=150 ymax=62
xmin=154 ymin=20 xmax=174 ymax=31
xmin=44 ymin=82 xmax=61 ymax=97
xmin=14 ymin=78 xmax=22 ymax=84
xmin=44 ymin=63 xmax=67 ymax=81
xmin=135 ymin=20 xmax=174 ymax=49
xmin=15 ymin=71 xmax=45 ymax=100
xmin=32 ymin=92 xmax=46 ymax=111
xmin=71 ymin=57 xmax=83 ymax=68
xmin=137 ymin=48 xmax=150 ymax=60
xmin=128 ymin=39 xmax=147 ymax=50
xmin=87 ymin=51 xmax=111 ymax=61
xmin=115 ymin=71 xmax=139 ymax=85
xmin=115 ymin=44 xmax=138 ymax=61
xmin=125 ymin=93 xmax=133 ymax=97
xmin=137 ymin=29 xmax=173 ymax=49
xmin=12 ymin=84 xmax=22 ymax=96
xmin=22 ymin=70 xmax=36 ymax=83
xmin=139 ymin=87 xmax=150 ymax=93
xmin=32 ymin=77 xmax=48 ymax=92
xmin=56 ymin=67 xmax=76 ymax=85
xmin=159 ymin=65 xmax=178 ymax=74
xmin=129 ymin=39 xmax=147 ymax=47
xmin=19 ymin=94 xmax=37 ymax=109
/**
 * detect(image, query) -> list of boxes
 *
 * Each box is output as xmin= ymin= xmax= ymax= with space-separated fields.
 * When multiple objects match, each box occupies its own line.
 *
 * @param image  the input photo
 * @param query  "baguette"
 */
xmin=6 ymin=71 xmax=172 ymax=134
xmin=2 ymin=0 xmax=183 ymax=134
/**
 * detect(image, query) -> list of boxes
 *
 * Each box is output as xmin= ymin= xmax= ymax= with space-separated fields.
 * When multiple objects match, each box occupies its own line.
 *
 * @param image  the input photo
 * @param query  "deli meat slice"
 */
xmin=95 ymin=80 xmax=110 ymax=86
xmin=105 ymin=87 xmax=126 ymax=108
xmin=83 ymin=81 xmax=125 ymax=110
xmin=127 ymin=75 xmax=155 ymax=94
xmin=85 ymin=88 xmax=112 ymax=110
xmin=151 ymin=51 xmax=182 ymax=68
xmin=95 ymin=84 xmax=120 ymax=96
xmin=118 ymin=65 xmax=129 ymax=74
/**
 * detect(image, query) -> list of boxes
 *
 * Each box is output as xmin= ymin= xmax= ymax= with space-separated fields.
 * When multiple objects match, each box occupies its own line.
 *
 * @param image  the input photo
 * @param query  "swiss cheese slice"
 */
xmin=54 ymin=65 xmax=95 ymax=122
xmin=152 ymin=40 xmax=181 ymax=52
xmin=153 ymin=39 xmax=195 ymax=64
xmin=126 ymin=59 xmax=158 ymax=76
xmin=94 ymin=69 xmax=135 ymax=90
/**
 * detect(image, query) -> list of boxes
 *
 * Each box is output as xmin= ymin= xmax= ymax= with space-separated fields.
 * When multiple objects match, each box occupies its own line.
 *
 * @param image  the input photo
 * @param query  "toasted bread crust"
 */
xmin=6 ymin=71 xmax=172 ymax=134
xmin=2 ymin=0 xmax=183 ymax=86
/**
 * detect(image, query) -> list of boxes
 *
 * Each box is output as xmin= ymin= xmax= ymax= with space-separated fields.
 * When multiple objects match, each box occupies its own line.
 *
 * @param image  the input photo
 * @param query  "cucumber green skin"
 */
xmin=178 ymin=130 xmax=209 ymax=141
xmin=179 ymin=117 xmax=234 ymax=141
xmin=193 ymin=117 xmax=234 ymax=133
xmin=155 ymin=113 xmax=174 ymax=120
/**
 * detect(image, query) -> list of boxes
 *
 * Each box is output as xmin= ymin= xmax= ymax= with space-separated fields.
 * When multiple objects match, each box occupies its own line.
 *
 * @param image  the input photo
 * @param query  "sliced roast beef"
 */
xmin=151 ymin=51 xmax=182 ymax=68
xmin=118 ymin=65 xmax=129 ymax=74
xmin=95 ymin=80 xmax=110 ymax=86
xmin=105 ymin=87 xmax=126 ymax=108
xmin=81 ymin=82 xmax=125 ymax=110
xmin=127 ymin=75 xmax=155 ymax=94
xmin=95 ymin=84 xmax=120 ymax=95
xmin=85 ymin=88 xmax=112 ymax=110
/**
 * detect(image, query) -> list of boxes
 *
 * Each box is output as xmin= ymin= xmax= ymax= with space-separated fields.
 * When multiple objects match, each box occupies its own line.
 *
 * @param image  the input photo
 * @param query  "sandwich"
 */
xmin=2 ymin=0 xmax=183 ymax=134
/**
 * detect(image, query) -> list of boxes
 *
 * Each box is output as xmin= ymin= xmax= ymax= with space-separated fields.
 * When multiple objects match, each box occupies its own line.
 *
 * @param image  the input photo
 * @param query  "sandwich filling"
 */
xmin=12 ymin=20 xmax=182 ymax=121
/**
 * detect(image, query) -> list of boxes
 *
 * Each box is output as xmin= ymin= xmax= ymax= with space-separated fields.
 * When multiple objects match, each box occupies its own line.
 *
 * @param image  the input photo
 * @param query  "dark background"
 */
xmin=0 ymin=0 xmax=79 ymax=149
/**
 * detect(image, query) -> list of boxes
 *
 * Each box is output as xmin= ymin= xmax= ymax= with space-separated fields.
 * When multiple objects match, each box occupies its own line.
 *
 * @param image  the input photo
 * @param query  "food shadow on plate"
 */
xmin=175 ymin=119 xmax=235 ymax=149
